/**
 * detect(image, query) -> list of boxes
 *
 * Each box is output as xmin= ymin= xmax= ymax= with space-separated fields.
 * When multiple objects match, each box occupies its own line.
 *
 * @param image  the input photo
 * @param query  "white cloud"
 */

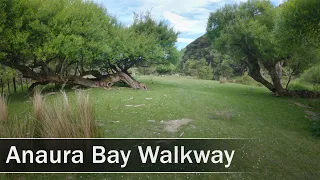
xmin=93 ymin=0 xmax=253 ymax=49
xmin=164 ymin=12 xmax=206 ymax=34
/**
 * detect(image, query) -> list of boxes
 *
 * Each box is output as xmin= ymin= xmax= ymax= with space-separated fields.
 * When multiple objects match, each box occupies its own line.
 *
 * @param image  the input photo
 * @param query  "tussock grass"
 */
xmin=0 ymin=118 xmax=35 ymax=138
xmin=0 ymin=95 xmax=35 ymax=138
xmin=0 ymin=90 xmax=100 ymax=138
xmin=0 ymin=95 xmax=8 ymax=122
xmin=35 ymin=91 xmax=100 ymax=138
xmin=76 ymin=91 xmax=97 ymax=138
xmin=33 ymin=89 xmax=44 ymax=122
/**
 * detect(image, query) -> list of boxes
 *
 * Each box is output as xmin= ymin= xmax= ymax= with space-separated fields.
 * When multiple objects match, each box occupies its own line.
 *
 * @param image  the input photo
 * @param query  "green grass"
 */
xmin=3 ymin=76 xmax=320 ymax=180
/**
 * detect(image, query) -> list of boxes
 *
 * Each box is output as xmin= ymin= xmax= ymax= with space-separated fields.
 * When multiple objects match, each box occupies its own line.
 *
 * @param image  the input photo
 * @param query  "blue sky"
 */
xmin=93 ymin=0 xmax=284 ymax=50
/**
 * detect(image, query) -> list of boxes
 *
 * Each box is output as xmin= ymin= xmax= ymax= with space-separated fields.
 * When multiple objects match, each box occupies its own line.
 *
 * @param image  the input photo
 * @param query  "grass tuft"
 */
xmin=76 ymin=90 xmax=97 ymax=138
xmin=0 ymin=90 xmax=100 ymax=138
xmin=0 ymin=95 xmax=8 ymax=122
xmin=36 ymin=90 xmax=100 ymax=138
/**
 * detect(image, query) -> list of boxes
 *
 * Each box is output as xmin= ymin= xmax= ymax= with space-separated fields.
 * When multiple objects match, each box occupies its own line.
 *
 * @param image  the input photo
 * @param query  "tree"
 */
xmin=103 ymin=12 xmax=179 ymax=77
xmin=275 ymin=0 xmax=320 ymax=48
xmin=207 ymin=0 xmax=320 ymax=97
xmin=0 ymin=0 xmax=178 ymax=91
xmin=0 ymin=0 xmax=115 ymax=90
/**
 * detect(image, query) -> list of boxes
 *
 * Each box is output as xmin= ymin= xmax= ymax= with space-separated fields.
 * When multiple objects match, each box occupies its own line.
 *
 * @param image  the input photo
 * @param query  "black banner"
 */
xmin=0 ymin=139 xmax=256 ymax=173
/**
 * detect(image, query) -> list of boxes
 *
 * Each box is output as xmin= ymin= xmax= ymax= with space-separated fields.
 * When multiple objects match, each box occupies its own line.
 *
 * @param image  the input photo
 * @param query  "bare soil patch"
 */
xmin=161 ymin=118 xmax=192 ymax=133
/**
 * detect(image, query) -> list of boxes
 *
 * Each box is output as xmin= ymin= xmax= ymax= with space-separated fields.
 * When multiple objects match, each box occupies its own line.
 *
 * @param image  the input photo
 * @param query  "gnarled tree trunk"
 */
xmin=246 ymin=56 xmax=320 ymax=98
xmin=27 ymin=71 xmax=148 ymax=93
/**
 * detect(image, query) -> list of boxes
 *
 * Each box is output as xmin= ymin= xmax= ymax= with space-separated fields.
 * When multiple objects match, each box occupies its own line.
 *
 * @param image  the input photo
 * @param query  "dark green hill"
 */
xmin=181 ymin=35 xmax=213 ymax=64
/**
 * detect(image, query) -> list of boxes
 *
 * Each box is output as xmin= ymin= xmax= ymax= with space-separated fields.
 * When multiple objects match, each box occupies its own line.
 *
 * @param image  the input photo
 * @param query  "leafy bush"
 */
xmin=183 ymin=59 xmax=213 ymax=80
xmin=301 ymin=65 xmax=320 ymax=85
xmin=137 ymin=66 xmax=156 ymax=75
xmin=288 ymin=81 xmax=320 ymax=92
xmin=156 ymin=63 xmax=176 ymax=75
xmin=198 ymin=65 xmax=214 ymax=80
xmin=213 ymin=59 xmax=234 ymax=79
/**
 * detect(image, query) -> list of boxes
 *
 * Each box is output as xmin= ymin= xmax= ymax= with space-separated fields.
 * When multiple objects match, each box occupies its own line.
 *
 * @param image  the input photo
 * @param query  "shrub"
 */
xmin=198 ymin=65 xmax=213 ymax=80
xmin=288 ymin=80 xmax=320 ymax=92
xmin=156 ymin=63 xmax=176 ymax=75
xmin=183 ymin=59 xmax=213 ymax=80
xmin=301 ymin=65 xmax=320 ymax=85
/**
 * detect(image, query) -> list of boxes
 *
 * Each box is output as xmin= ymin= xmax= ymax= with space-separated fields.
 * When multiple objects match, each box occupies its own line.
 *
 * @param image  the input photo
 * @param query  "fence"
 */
xmin=0 ymin=76 xmax=32 ymax=95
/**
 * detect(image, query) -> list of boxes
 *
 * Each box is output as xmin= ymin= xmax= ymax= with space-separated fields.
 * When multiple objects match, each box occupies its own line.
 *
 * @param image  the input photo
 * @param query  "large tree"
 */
xmin=275 ymin=0 xmax=320 ymax=49
xmin=207 ymin=0 xmax=320 ymax=97
xmin=0 ymin=0 xmax=178 ymax=91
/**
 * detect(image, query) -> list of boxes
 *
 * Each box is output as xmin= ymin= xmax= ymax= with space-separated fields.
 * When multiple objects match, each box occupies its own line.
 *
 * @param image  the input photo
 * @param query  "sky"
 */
xmin=93 ymin=0 xmax=284 ymax=50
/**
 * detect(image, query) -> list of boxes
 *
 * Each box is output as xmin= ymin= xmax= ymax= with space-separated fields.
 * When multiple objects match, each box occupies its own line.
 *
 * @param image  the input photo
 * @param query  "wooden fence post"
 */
xmin=13 ymin=77 xmax=17 ymax=93
xmin=7 ymin=79 xmax=10 ymax=94
xmin=20 ymin=76 xmax=23 ymax=91
xmin=27 ymin=78 xmax=29 ymax=89
xmin=0 ymin=79 xmax=3 ymax=95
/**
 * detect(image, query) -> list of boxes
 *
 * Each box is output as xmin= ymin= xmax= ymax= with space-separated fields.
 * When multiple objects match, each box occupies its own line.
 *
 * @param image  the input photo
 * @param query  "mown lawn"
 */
xmin=3 ymin=76 xmax=320 ymax=180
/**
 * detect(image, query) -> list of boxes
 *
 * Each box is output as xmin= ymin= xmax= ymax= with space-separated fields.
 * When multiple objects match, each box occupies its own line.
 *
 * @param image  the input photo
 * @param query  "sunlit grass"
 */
xmin=2 ymin=76 xmax=320 ymax=179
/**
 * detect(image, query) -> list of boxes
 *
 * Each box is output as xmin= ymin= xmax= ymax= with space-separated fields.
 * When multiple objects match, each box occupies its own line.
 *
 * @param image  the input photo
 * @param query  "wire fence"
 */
xmin=0 ymin=76 xmax=32 ymax=95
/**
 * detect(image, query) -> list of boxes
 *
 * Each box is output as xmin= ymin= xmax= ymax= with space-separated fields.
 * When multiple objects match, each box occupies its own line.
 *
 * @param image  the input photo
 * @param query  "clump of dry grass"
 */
xmin=0 ymin=90 xmax=100 ymax=138
xmin=34 ymin=91 xmax=100 ymax=138
xmin=76 ymin=91 xmax=97 ymax=138
xmin=0 ymin=118 xmax=35 ymax=138
xmin=0 ymin=94 xmax=35 ymax=138
xmin=33 ymin=90 xmax=44 ymax=122
xmin=0 ymin=95 xmax=8 ymax=122
xmin=219 ymin=77 xmax=228 ymax=84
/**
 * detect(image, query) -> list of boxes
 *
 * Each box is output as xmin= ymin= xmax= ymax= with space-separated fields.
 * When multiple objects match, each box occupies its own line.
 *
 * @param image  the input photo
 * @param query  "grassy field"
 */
xmin=3 ymin=76 xmax=320 ymax=180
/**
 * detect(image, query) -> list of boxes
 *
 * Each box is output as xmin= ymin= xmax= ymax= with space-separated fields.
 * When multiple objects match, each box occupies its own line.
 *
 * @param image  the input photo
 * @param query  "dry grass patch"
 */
xmin=0 ymin=95 xmax=8 ymax=122
xmin=34 ymin=91 xmax=100 ymax=138
xmin=0 ymin=91 xmax=101 ymax=138
xmin=161 ymin=118 xmax=192 ymax=133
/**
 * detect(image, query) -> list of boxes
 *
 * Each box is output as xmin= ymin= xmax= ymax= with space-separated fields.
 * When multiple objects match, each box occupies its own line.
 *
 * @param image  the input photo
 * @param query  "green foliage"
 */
xmin=206 ymin=0 xmax=320 ymax=94
xmin=207 ymin=0 xmax=277 ymax=63
xmin=183 ymin=59 xmax=213 ymax=80
xmin=211 ymin=51 xmax=238 ymax=79
xmin=0 ymin=1 xmax=178 ymax=84
xmin=137 ymin=66 xmax=156 ymax=75
xmin=301 ymin=65 xmax=320 ymax=85
xmin=0 ymin=66 xmax=17 ymax=80
xmin=0 ymin=0 xmax=114 ymax=76
xmin=156 ymin=64 xmax=176 ymax=75
xmin=131 ymin=12 xmax=179 ymax=66
xmin=288 ymin=80 xmax=320 ymax=92
xmin=275 ymin=0 xmax=320 ymax=48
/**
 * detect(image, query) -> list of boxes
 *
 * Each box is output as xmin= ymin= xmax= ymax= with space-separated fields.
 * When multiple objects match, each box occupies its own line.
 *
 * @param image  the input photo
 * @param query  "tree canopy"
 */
xmin=207 ymin=0 xmax=320 ymax=97
xmin=0 ymin=0 xmax=178 ymax=90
